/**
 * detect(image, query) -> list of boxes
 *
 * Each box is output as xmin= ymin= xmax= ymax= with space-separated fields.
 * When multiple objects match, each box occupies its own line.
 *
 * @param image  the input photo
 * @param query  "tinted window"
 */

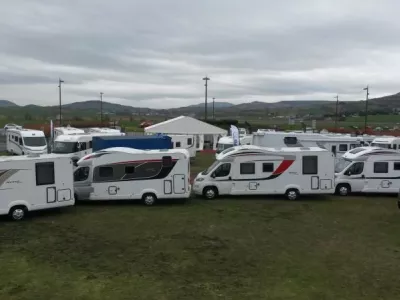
xmin=162 ymin=156 xmax=172 ymax=167
xmin=339 ymin=144 xmax=348 ymax=152
xmin=240 ymin=162 xmax=255 ymax=175
xmin=74 ymin=167 xmax=90 ymax=182
xmin=262 ymin=163 xmax=274 ymax=172
xmin=214 ymin=163 xmax=231 ymax=177
xmin=89 ymin=141 xmax=93 ymax=149
xmin=19 ymin=137 xmax=23 ymax=145
xmin=176 ymin=142 xmax=181 ymax=148
xmin=125 ymin=166 xmax=135 ymax=174
xmin=393 ymin=145 xmax=397 ymax=150
xmin=131 ymin=162 xmax=162 ymax=179
xmin=36 ymin=162 xmax=55 ymax=186
xmin=394 ymin=162 xmax=400 ymax=170
xmin=99 ymin=167 xmax=113 ymax=178
xmin=331 ymin=145 xmax=337 ymax=154
xmin=347 ymin=162 xmax=364 ymax=175
xmin=374 ymin=162 xmax=388 ymax=174
xmin=284 ymin=137 xmax=298 ymax=145
xmin=80 ymin=143 xmax=87 ymax=150
xmin=303 ymin=156 xmax=318 ymax=175
xmin=187 ymin=138 xmax=193 ymax=145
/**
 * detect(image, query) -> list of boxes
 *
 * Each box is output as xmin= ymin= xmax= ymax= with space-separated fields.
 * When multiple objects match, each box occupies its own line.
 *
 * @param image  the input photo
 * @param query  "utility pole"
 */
xmin=363 ymin=86 xmax=369 ymax=133
xmin=58 ymin=78 xmax=64 ymax=126
xmin=202 ymin=76 xmax=210 ymax=120
xmin=100 ymin=92 xmax=104 ymax=127
xmin=213 ymin=97 xmax=215 ymax=119
xmin=334 ymin=95 xmax=339 ymax=131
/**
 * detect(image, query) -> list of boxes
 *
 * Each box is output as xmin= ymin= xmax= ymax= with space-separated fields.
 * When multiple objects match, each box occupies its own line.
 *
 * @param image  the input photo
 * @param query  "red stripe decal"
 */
xmin=273 ymin=159 xmax=294 ymax=175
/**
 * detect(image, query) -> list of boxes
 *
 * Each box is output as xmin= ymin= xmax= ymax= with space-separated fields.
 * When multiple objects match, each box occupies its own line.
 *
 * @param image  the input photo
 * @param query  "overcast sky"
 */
xmin=1 ymin=0 xmax=400 ymax=108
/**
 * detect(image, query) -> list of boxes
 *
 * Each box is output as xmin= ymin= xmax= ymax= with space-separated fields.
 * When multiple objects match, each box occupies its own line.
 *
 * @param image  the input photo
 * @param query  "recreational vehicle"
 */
xmin=335 ymin=147 xmax=400 ymax=196
xmin=370 ymin=136 xmax=400 ymax=150
xmin=216 ymin=135 xmax=253 ymax=153
xmin=194 ymin=145 xmax=335 ymax=200
xmin=252 ymin=131 xmax=362 ymax=158
xmin=87 ymin=127 xmax=125 ymax=136
xmin=53 ymin=126 xmax=85 ymax=139
xmin=6 ymin=128 xmax=47 ymax=155
xmin=0 ymin=154 xmax=75 ymax=221
xmin=169 ymin=134 xmax=197 ymax=159
xmin=73 ymin=147 xmax=191 ymax=205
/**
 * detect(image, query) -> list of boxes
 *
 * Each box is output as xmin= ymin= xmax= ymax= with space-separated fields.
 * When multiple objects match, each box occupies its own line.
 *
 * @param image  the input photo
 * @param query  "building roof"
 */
xmin=144 ymin=116 xmax=227 ymax=135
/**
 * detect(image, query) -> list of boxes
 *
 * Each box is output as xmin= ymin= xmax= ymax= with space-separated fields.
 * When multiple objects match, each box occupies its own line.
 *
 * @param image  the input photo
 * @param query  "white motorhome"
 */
xmin=370 ymin=136 xmax=400 ymax=150
xmin=6 ymin=128 xmax=47 ymax=155
xmin=0 ymin=154 xmax=75 ymax=221
xmin=53 ymin=126 xmax=85 ymax=139
xmin=252 ymin=131 xmax=362 ymax=158
xmin=216 ymin=135 xmax=253 ymax=154
xmin=193 ymin=145 xmax=335 ymax=200
xmin=168 ymin=134 xmax=196 ymax=159
xmin=73 ymin=147 xmax=191 ymax=205
xmin=335 ymin=147 xmax=400 ymax=196
xmin=87 ymin=127 xmax=125 ymax=136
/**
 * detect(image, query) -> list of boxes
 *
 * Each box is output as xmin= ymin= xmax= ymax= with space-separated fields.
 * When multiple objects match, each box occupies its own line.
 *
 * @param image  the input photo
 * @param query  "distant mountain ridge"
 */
xmin=0 ymin=100 xmax=18 ymax=107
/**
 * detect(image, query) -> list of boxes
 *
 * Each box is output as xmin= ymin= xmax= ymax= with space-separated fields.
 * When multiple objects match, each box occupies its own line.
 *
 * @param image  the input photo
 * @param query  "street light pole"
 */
xmin=58 ymin=78 xmax=64 ymax=126
xmin=334 ymin=95 xmax=339 ymax=131
xmin=100 ymin=92 xmax=104 ymax=127
xmin=202 ymin=76 xmax=210 ymax=120
xmin=363 ymin=86 xmax=369 ymax=133
xmin=213 ymin=97 xmax=215 ymax=119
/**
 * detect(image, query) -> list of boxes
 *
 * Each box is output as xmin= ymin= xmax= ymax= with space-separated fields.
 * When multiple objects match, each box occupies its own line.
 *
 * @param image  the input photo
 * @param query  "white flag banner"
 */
xmin=231 ymin=125 xmax=240 ymax=146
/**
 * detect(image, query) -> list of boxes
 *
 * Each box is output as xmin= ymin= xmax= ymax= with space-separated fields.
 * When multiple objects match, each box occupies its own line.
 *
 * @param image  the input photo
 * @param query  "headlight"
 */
xmin=196 ymin=178 xmax=204 ymax=182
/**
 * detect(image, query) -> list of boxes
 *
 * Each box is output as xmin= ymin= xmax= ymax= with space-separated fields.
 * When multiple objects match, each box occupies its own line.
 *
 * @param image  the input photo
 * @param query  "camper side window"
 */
xmin=339 ymin=144 xmax=348 ymax=152
xmin=187 ymin=138 xmax=193 ymax=145
xmin=394 ymin=162 xmax=400 ymax=170
xmin=74 ymin=167 xmax=90 ymax=182
xmin=284 ymin=137 xmax=298 ymax=145
xmin=302 ymin=156 xmax=318 ymax=175
xmin=89 ymin=141 xmax=93 ymax=149
xmin=80 ymin=143 xmax=87 ymax=150
xmin=175 ymin=142 xmax=181 ymax=148
xmin=19 ymin=137 xmax=23 ymax=146
xmin=374 ymin=162 xmax=388 ymax=174
xmin=262 ymin=163 xmax=274 ymax=173
xmin=240 ymin=162 xmax=255 ymax=175
xmin=35 ymin=162 xmax=55 ymax=186
xmin=214 ymin=163 xmax=231 ymax=177
xmin=99 ymin=167 xmax=114 ymax=178
xmin=162 ymin=156 xmax=173 ymax=167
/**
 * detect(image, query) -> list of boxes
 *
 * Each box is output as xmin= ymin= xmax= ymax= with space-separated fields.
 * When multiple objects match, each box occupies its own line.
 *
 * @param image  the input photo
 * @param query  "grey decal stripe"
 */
xmin=0 ymin=169 xmax=20 ymax=187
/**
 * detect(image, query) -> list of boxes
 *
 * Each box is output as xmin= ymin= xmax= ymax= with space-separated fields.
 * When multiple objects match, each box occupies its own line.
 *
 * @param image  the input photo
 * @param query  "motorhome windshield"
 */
xmin=202 ymin=161 xmax=220 ymax=175
xmin=53 ymin=141 xmax=78 ymax=154
xmin=23 ymin=136 xmax=46 ymax=147
xmin=216 ymin=143 xmax=233 ymax=153
xmin=335 ymin=157 xmax=352 ymax=173
xmin=371 ymin=143 xmax=390 ymax=148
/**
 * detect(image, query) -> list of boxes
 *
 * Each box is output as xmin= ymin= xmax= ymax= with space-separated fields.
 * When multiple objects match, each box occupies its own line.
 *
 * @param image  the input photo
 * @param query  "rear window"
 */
xmin=302 ymin=156 xmax=318 ymax=175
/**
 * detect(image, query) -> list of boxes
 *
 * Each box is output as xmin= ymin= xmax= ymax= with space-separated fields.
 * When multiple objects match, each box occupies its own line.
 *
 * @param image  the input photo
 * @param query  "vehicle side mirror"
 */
xmin=345 ymin=171 xmax=352 ymax=176
xmin=76 ymin=142 xmax=81 ymax=150
xmin=211 ymin=173 xmax=216 ymax=178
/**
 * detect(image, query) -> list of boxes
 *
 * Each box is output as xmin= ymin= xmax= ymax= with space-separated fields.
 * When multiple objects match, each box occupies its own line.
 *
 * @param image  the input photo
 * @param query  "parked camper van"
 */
xmin=53 ymin=126 xmax=85 ymax=139
xmin=194 ymin=145 xmax=335 ymax=200
xmin=216 ymin=135 xmax=252 ymax=153
xmin=73 ymin=147 xmax=191 ymax=205
xmin=371 ymin=137 xmax=400 ymax=150
xmin=6 ymin=128 xmax=47 ymax=155
xmin=335 ymin=147 xmax=400 ymax=196
xmin=169 ymin=134 xmax=197 ymax=159
xmin=0 ymin=154 xmax=75 ymax=221
xmin=252 ymin=131 xmax=362 ymax=158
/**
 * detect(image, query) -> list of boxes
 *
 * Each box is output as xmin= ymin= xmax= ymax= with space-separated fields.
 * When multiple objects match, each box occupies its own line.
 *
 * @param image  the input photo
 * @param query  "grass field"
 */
xmin=1 ymin=153 xmax=400 ymax=299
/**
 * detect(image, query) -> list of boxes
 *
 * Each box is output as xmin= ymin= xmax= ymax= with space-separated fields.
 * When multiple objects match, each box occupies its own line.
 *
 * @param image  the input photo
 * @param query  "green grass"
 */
xmin=1 ymin=153 xmax=400 ymax=299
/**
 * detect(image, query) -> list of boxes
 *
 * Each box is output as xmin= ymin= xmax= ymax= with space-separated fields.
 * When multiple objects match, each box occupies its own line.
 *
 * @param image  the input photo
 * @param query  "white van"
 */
xmin=53 ymin=126 xmax=85 ymax=139
xmin=169 ymin=134 xmax=196 ymax=159
xmin=0 ymin=154 xmax=75 ymax=221
xmin=335 ymin=146 xmax=400 ymax=196
xmin=6 ymin=128 xmax=47 ymax=155
xmin=371 ymin=137 xmax=400 ymax=150
xmin=193 ymin=145 xmax=335 ymax=200
xmin=73 ymin=147 xmax=191 ymax=205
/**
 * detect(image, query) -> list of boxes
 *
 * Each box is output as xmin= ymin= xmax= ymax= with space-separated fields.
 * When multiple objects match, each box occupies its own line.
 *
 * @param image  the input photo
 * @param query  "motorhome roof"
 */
xmin=0 ymin=153 xmax=67 ymax=162
xmin=54 ymin=134 xmax=93 ymax=142
xmin=372 ymin=137 xmax=399 ymax=143
xmin=6 ymin=128 xmax=45 ymax=137
xmin=54 ymin=127 xmax=85 ymax=134
xmin=342 ymin=146 xmax=399 ymax=160
xmin=253 ymin=131 xmax=361 ymax=141
xmin=100 ymin=147 xmax=189 ymax=155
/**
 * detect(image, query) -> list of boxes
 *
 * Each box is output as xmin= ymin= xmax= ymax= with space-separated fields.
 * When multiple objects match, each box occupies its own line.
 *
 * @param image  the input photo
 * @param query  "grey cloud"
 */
xmin=1 ymin=0 xmax=400 ymax=107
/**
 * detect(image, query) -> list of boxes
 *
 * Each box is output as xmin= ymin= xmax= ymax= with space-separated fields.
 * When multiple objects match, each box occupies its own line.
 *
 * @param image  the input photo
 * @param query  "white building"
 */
xmin=144 ymin=116 xmax=227 ymax=151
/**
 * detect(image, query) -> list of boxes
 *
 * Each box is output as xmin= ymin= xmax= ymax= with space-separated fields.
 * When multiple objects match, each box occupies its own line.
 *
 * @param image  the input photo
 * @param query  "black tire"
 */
xmin=142 ymin=193 xmax=157 ymax=206
xmin=285 ymin=189 xmax=299 ymax=201
xmin=203 ymin=186 xmax=218 ymax=200
xmin=8 ymin=206 xmax=27 ymax=221
xmin=336 ymin=184 xmax=351 ymax=196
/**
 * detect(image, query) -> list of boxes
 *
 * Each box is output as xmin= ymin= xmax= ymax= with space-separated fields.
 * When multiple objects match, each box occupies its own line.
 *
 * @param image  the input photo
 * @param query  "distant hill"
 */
xmin=183 ymin=102 xmax=235 ymax=109
xmin=0 ymin=100 xmax=18 ymax=107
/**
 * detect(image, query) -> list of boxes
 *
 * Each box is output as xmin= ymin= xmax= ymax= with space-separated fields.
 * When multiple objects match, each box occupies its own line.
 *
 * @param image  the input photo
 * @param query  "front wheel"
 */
xmin=9 ymin=206 xmax=27 ymax=221
xmin=336 ymin=184 xmax=350 ymax=196
xmin=203 ymin=187 xmax=218 ymax=200
xmin=285 ymin=189 xmax=299 ymax=201
xmin=142 ymin=193 xmax=157 ymax=206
